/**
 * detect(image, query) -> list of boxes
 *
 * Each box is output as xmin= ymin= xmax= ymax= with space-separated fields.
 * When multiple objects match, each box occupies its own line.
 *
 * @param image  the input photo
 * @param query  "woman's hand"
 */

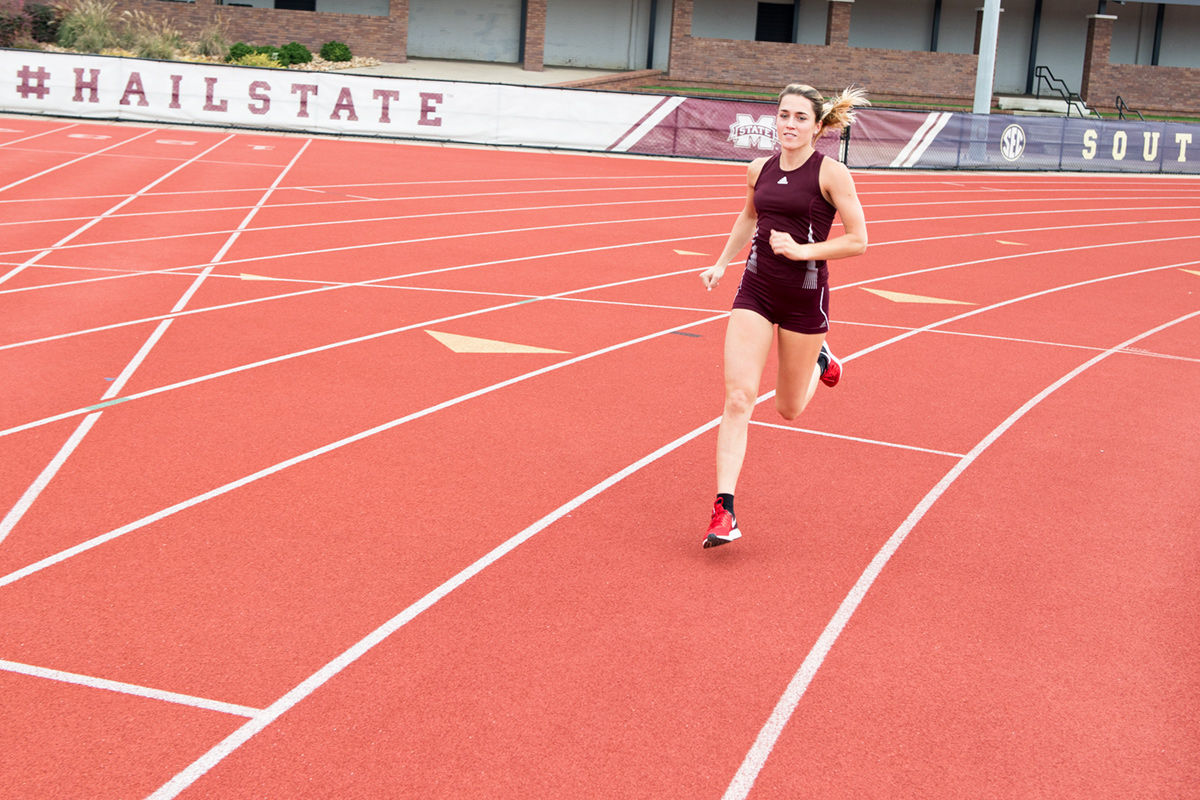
xmin=769 ymin=229 xmax=806 ymax=261
xmin=700 ymin=264 xmax=726 ymax=291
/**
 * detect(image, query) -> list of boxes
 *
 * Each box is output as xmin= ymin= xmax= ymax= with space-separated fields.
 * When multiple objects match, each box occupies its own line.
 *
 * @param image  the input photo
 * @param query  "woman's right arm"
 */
xmin=700 ymin=159 xmax=763 ymax=291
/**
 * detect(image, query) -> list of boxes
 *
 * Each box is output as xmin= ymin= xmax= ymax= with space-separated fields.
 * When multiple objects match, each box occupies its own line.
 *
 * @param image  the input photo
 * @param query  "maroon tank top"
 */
xmin=746 ymin=151 xmax=837 ymax=288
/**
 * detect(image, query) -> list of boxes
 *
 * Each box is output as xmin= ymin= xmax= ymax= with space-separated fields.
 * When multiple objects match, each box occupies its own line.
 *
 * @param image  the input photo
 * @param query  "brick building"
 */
xmin=114 ymin=0 xmax=1199 ymax=116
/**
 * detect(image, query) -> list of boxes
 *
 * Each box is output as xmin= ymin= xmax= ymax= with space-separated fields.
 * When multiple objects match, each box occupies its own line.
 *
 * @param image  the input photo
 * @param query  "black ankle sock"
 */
xmin=817 ymin=351 xmax=829 ymax=373
xmin=717 ymin=493 xmax=735 ymax=515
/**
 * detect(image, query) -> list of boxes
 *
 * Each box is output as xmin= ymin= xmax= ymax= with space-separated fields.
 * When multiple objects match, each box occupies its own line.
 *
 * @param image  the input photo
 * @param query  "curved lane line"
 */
xmin=4 ymin=254 xmax=1196 ymax=441
xmin=2 ymin=231 xmax=1196 ymax=357
xmin=720 ymin=307 xmax=1200 ymax=800
xmin=141 ymin=281 xmax=1197 ymax=799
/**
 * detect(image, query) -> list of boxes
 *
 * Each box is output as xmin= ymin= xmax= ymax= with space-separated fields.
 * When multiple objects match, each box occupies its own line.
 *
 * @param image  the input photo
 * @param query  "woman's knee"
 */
xmin=775 ymin=394 xmax=807 ymax=421
xmin=724 ymin=385 xmax=758 ymax=418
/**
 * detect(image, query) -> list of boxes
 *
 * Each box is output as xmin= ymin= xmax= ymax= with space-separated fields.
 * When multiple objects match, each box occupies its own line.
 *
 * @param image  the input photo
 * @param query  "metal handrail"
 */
xmin=1116 ymin=95 xmax=1144 ymax=121
xmin=1034 ymin=66 xmax=1101 ymax=118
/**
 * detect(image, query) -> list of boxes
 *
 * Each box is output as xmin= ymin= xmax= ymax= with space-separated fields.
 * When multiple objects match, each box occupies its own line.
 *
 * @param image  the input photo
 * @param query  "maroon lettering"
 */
xmin=373 ymin=89 xmax=399 ymax=123
xmin=204 ymin=77 xmax=228 ymax=112
xmin=248 ymin=81 xmax=271 ymax=115
xmin=330 ymin=86 xmax=358 ymax=121
xmin=419 ymin=92 xmax=443 ymax=127
xmin=73 ymin=68 xmax=100 ymax=103
xmin=119 ymin=72 xmax=148 ymax=107
xmin=170 ymin=75 xmax=183 ymax=109
xmin=291 ymin=83 xmax=318 ymax=118
xmin=16 ymin=66 xmax=52 ymax=100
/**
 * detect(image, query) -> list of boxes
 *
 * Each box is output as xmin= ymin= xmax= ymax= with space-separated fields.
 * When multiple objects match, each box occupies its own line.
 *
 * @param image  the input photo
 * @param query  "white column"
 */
xmin=973 ymin=0 xmax=1002 ymax=114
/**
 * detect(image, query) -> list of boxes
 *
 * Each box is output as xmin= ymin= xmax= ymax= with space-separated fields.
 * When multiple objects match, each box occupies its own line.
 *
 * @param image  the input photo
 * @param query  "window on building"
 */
xmin=755 ymin=2 xmax=794 ymax=43
xmin=275 ymin=0 xmax=316 ymax=10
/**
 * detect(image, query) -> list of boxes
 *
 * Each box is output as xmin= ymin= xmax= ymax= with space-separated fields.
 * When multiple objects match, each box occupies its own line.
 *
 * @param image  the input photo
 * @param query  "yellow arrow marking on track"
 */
xmin=997 ymin=240 xmax=1026 ymax=246
xmin=862 ymin=288 xmax=976 ymax=306
xmin=426 ymin=331 xmax=568 ymax=354
xmin=240 ymin=273 xmax=284 ymax=281
xmin=1181 ymin=269 xmax=1200 ymax=277
xmin=674 ymin=250 xmax=709 ymax=256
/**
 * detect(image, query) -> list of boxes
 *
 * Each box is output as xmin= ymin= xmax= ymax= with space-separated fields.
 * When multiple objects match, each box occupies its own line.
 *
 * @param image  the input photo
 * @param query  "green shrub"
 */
xmin=228 ymin=42 xmax=281 ymax=63
xmin=276 ymin=41 xmax=311 ymax=66
xmin=227 ymin=40 xmax=253 ymax=62
xmin=319 ymin=40 xmax=351 ymax=62
xmin=25 ymin=3 xmax=60 ymax=43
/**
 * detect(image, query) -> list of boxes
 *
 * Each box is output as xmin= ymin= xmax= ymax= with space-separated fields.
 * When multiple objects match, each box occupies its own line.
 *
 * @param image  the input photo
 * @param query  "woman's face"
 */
xmin=776 ymin=94 xmax=822 ymax=150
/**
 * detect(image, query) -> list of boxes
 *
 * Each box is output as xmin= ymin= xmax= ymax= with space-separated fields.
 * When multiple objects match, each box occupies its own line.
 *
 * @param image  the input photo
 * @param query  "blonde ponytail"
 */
xmin=820 ymin=86 xmax=870 ymax=130
xmin=778 ymin=84 xmax=870 ymax=131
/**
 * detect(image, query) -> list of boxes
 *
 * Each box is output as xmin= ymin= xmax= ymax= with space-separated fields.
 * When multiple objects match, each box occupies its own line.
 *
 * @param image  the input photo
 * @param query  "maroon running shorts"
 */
xmin=731 ymin=267 xmax=830 ymax=334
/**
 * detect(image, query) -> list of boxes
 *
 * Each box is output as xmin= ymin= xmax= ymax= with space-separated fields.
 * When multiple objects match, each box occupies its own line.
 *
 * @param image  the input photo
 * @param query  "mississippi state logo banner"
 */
xmin=3 ymin=50 xmax=1196 ymax=174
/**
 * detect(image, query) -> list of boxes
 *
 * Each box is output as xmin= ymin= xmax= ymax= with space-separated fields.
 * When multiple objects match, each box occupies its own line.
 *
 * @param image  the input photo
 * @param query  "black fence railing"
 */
xmin=1034 ymin=66 xmax=1099 ymax=118
xmin=1116 ymin=95 xmax=1144 ymax=121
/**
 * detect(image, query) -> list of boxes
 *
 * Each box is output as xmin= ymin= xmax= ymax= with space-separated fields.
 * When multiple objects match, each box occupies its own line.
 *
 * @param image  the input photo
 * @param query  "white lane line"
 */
xmin=3 ymin=247 xmax=1196 ymax=443
xmin=0 ymin=659 xmax=261 ymax=718
xmin=6 ymin=184 xmax=1197 ymax=237
xmin=0 ymin=122 xmax=80 ymax=148
xmin=0 ymin=173 xmax=737 ymax=207
xmin=721 ymin=306 xmax=1200 ymax=800
xmin=0 ymin=208 xmax=730 ymax=265
xmin=3 ymin=229 xmax=1192 ymax=358
xmin=837 ymin=236 xmax=1200 ymax=294
xmin=0 ymin=131 xmax=231 ymax=287
xmin=0 ymin=412 xmax=103 ymax=546
xmin=144 ymin=405 xmax=733 ymax=800
xmin=8 ymin=208 xmax=1189 ymax=298
xmin=3 ymin=199 xmax=1194 ymax=236
xmin=0 ymin=194 xmax=741 ymax=258
xmin=0 ymin=128 xmax=159 ymax=198
xmin=5 ymin=255 xmax=1189 ymax=736
xmin=749 ymin=421 xmax=966 ymax=458
xmin=0 ymin=174 xmax=1189 ymax=210
xmin=147 ymin=290 xmax=1200 ymax=797
xmin=0 ymin=266 xmax=722 ymax=439
xmin=841 ymin=259 xmax=1200 ymax=367
xmin=842 ymin=321 xmax=1200 ymax=364
xmin=0 ymin=312 xmax=730 ymax=590
xmin=0 ymin=140 xmax=312 ymax=545
xmin=0 ymin=233 xmax=729 ymax=353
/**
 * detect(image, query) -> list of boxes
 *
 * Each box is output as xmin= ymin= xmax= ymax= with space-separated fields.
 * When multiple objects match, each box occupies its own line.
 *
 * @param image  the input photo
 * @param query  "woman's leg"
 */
xmin=774 ymin=328 xmax=827 ymax=420
xmin=715 ymin=309 xmax=776 ymax=494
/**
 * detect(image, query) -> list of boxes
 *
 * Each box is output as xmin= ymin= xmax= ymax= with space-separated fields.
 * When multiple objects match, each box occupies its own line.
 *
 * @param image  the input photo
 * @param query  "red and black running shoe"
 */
xmin=820 ymin=342 xmax=842 ymax=387
xmin=703 ymin=497 xmax=741 ymax=549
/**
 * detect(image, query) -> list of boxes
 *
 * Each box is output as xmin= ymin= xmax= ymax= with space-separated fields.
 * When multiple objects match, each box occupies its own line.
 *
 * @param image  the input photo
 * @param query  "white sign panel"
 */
xmin=1 ymin=50 xmax=664 ymax=152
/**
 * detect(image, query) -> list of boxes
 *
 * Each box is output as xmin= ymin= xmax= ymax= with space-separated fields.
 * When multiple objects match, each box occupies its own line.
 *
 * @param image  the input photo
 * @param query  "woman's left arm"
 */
xmin=768 ymin=159 xmax=868 ymax=262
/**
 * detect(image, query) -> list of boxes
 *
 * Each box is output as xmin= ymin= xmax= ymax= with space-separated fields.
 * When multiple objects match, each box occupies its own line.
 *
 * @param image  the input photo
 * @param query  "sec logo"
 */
xmin=1001 ymin=124 xmax=1026 ymax=161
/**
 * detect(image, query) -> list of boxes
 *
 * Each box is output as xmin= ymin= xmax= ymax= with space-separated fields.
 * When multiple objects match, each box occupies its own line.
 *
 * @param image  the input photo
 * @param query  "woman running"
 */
xmin=699 ymin=84 xmax=869 ymax=548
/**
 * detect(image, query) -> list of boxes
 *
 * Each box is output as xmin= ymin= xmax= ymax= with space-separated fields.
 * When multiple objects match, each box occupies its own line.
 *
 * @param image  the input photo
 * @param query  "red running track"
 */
xmin=1 ymin=115 xmax=1198 ymax=799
